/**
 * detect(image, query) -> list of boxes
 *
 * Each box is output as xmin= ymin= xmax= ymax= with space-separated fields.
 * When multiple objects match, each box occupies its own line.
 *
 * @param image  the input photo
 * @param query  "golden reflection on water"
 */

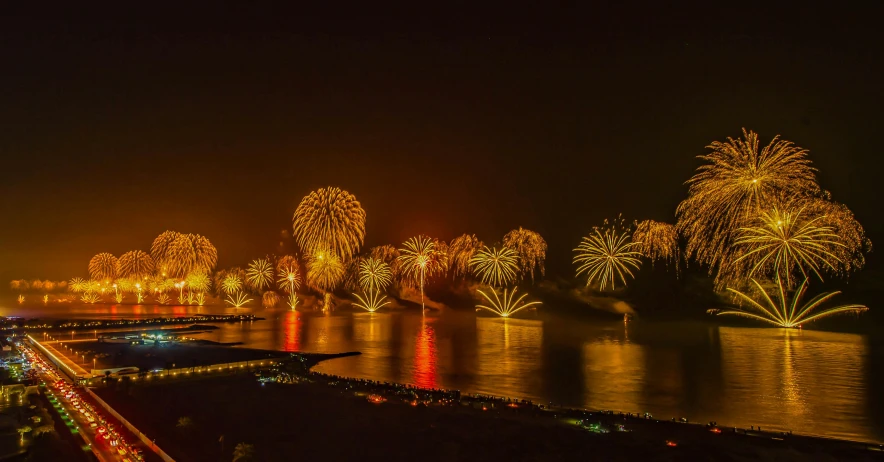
xmin=716 ymin=327 xmax=868 ymax=439
xmin=473 ymin=318 xmax=542 ymax=398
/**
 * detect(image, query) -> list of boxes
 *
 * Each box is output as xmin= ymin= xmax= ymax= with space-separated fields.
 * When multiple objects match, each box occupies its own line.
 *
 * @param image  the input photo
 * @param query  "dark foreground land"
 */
xmin=94 ymin=371 xmax=884 ymax=462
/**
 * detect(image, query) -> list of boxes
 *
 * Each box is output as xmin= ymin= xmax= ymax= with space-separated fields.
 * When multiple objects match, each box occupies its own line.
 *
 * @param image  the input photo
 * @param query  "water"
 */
xmin=2 ymin=302 xmax=881 ymax=443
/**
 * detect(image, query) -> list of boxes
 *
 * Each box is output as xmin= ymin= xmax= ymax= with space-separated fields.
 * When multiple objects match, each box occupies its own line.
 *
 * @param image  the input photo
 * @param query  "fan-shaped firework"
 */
xmin=306 ymin=250 xmax=345 ymax=293
xmin=262 ymin=291 xmax=280 ymax=308
xmin=398 ymin=235 xmax=447 ymax=310
xmin=676 ymin=129 xmax=819 ymax=287
xmin=448 ymin=234 xmax=483 ymax=278
xmin=633 ymin=220 xmax=679 ymax=267
xmin=475 ymin=287 xmax=542 ymax=318
xmin=292 ymin=187 xmax=366 ymax=260
xmin=470 ymin=246 xmax=519 ymax=287
xmin=165 ymin=233 xmax=218 ymax=277
xmin=359 ymin=257 xmax=393 ymax=292
xmin=710 ymin=277 xmax=868 ymax=328
xmin=352 ymin=290 xmax=392 ymax=312
xmin=88 ymin=253 xmax=119 ymax=281
xmin=221 ymin=274 xmax=243 ymax=295
xmin=246 ymin=258 xmax=274 ymax=291
xmin=68 ymin=278 xmax=87 ymax=293
xmin=118 ymin=250 xmax=156 ymax=280
xmin=226 ymin=292 xmax=253 ymax=308
xmin=734 ymin=207 xmax=844 ymax=286
xmin=502 ymin=228 xmax=547 ymax=282
xmin=81 ymin=292 xmax=100 ymax=304
xmin=574 ymin=219 xmax=643 ymax=291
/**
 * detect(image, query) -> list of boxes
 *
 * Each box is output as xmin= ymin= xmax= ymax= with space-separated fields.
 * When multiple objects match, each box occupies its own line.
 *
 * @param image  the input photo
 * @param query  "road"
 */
xmin=20 ymin=342 xmax=141 ymax=462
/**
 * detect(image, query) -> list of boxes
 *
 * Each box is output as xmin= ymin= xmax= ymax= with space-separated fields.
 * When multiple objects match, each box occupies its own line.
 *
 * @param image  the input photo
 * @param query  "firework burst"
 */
xmin=448 ymin=234 xmax=483 ymax=278
xmin=81 ymin=292 xmax=100 ymax=304
xmin=734 ymin=207 xmax=844 ymax=286
xmin=118 ymin=250 xmax=156 ymax=280
xmin=306 ymin=250 xmax=345 ymax=293
xmin=221 ymin=274 xmax=243 ymax=295
xmin=352 ymin=291 xmax=392 ymax=313
xmin=262 ymin=290 xmax=280 ymax=308
xmin=68 ymin=278 xmax=87 ymax=293
xmin=789 ymin=193 xmax=870 ymax=274
xmin=226 ymin=291 xmax=253 ymax=308
xmin=470 ymin=246 xmax=519 ymax=287
xmin=633 ymin=220 xmax=680 ymax=267
xmin=574 ymin=218 xmax=643 ymax=291
xmin=88 ymin=253 xmax=119 ymax=281
xmin=398 ymin=235 xmax=447 ymax=311
xmin=185 ymin=272 xmax=211 ymax=293
xmin=165 ymin=233 xmax=218 ymax=277
xmin=475 ymin=287 xmax=541 ymax=318
xmin=151 ymin=230 xmax=180 ymax=271
xmin=246 ymin=258 xmax=274 ymax=292
xmin=676 ymin=129 xmax=819 ymax=287
xmin=292 ymin=187 xmax=366 ymax=260
xmin=359 ymin=257 xmax=393 ymax=292
xmin=710 ymin=277 xmax=868 ymax=328
xmin=502 ymin=227 xmax=547 ymax=282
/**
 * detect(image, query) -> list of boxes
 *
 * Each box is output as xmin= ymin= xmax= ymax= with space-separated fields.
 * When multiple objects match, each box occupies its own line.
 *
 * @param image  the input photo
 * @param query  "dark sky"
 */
xmin=1 ymin=3 xmax=882 ymax=283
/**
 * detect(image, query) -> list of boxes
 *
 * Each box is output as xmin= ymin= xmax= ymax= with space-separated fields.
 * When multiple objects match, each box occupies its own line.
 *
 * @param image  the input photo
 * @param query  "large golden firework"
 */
xmin=475 ymin=287 xmax=542 ymax=318
xmin=369 ymin=245 xmax=402 ymax=278
xmin=352 ymin=290 xmax=392 ymax=313
xmin=306 ymin=250 xmax=345 ymax=293
xmin=633 ymin=220 xmax=680 ymax=267
xmin=676 ymin=129 xmax=819 ymax=286
xmin=88 ymin=253 xmax=119 ymax=281
xmin=710 ymin=277 xmax=867 ymax=328
xmin=734 ymin=207 xmax=844 ymax=286
xmin=359 ymin=257 xmax=393 ymax=293
xmin=574 ymin=220 xmax=643 ymax=291
xmin=448 ymin=234 xmax=483 ymax=278
xmin=502 ymin=227 xmax=547 ymax=282
xmin=150 ymin=230 xmax=180 ymax=272
xmin=118 ymin=250 xmax=156 ymax=280
xmin=470 ymin=246 xmax=519 ymax=287
xmin=398 ymin=235 xmax=447 ymax=310
xmin=165 ymin=233 xmax=218 ymax=277
xmin=246 ymin=258 xmax=274 ymax=291
xmin=221 ymin=274 xmax=243 ymax=295
xmin=292 ymin=187 xmax=366 ymax=260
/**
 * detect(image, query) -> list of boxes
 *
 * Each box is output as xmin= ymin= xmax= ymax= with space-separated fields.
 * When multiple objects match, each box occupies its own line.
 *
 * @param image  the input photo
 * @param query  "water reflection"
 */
xmin=0 ymin=301 xmax=879 ymax=442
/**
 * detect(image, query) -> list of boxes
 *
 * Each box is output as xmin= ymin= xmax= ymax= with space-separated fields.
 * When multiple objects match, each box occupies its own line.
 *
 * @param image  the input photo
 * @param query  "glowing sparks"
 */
xmin=470 ymin=246 xmax=519 ymax=287
xmin=398 ymin=235 xmax=447 ymax=311
xmin=359 ymin=257 xmax=393 ymax=293
xmin=225 ymin=291 xmax=253 ymax=308
xmin=68 ymin=278 xmax=87 ymax=293
xmin=17 ymin=295 xmax=24 ymax=304
xmin=475 ymin=287 xmax=541 ymax=318
xmin=81 ymin=292 xmax=100 ymax=304
xmin=88 ymin=253 xmax=119 ymax=281
xmin=710 ymin=277 xmax=868 ymax=328
xmin=246 ymin=258 xmax=274 ymax=291
xmin=352 ymin=291 xmax=392 ymax=312
xmin=262 ymin=290 xmax=280 ymax=308
xmin=502 ymin=227 xmax=547 ymax=282
xmin=448 ymin=234 xmax=483 ymax=278
xmin=292 ymin=187 xmax=366 ymax=260
xmin=734 ymin=207 xmax=844 ymax=285
xmin=156 ymin=293 xmax=170 ymax=305
xmin=151 ymin=230 xmax=180 ymax=270
xmin=118 ymin=250 xmax=156 ymax=280
xmin=633 ymin=220 xmax=679 ymax=267
xmin=306 ymin=250 xmax=345 ymax=293
xmin=676 ymin=129 xmax=819 ymax=288
xmin=221 ymin=274 xmax=243 ymax=295
xmin=163 ymin=233 xmax=218 ymax=277
xmin=574 ymin=219 xmax=643 ymax=291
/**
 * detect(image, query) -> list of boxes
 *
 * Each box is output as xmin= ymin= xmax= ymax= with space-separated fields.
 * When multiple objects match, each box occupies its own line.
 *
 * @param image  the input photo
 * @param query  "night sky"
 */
xmin=1 ymin=3 xmax=882 ymax=286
